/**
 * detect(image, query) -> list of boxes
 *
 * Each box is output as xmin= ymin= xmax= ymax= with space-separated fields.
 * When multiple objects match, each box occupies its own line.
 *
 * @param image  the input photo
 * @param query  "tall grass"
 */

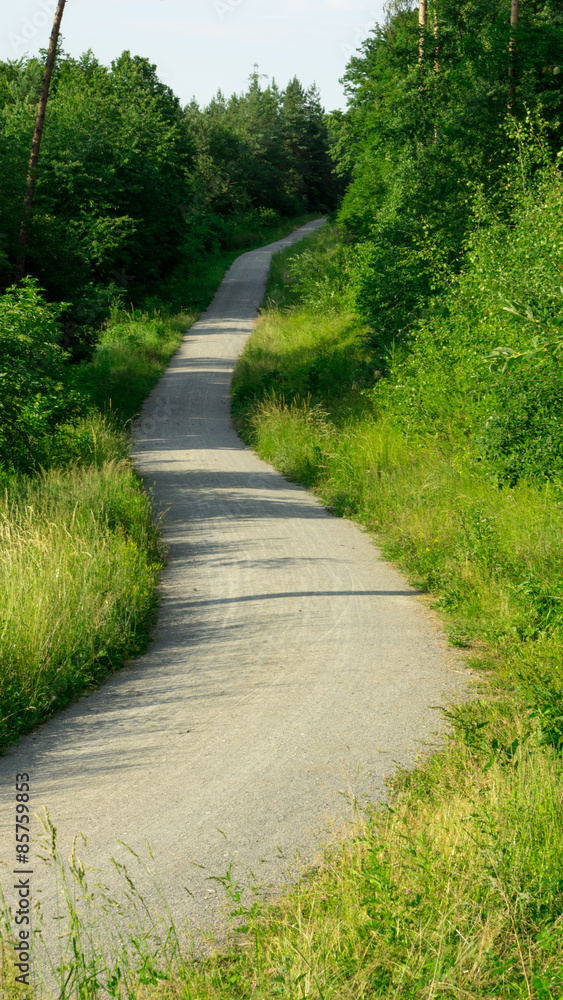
xmin=0 ymin=305 xmax=190 ymax=749
xmin=0 ymin=462 xmax=162 ymax=748
xmin=72 ymin=310 xmax=196 ymax=425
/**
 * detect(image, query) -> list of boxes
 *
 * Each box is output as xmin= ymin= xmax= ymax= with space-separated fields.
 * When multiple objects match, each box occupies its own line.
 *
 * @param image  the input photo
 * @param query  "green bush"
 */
xmin=378 ymin=138 xmax=563 ymax=483
xmin=0 ymin=278 xmax=84 ymax=471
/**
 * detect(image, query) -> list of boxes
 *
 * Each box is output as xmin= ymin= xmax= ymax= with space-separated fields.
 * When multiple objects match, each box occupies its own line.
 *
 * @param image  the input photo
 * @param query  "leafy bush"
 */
xmin=482 ymin=358 xmax=563 ymax=484
xmin=377 ymin=132 xmax=563 ymax=483
xmin=0 ymin=278 xmax=83 ymax=471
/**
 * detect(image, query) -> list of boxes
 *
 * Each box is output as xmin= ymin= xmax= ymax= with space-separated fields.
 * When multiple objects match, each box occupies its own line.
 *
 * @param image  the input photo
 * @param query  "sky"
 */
xmin=0 ymin=0 xmax=386 ymax=111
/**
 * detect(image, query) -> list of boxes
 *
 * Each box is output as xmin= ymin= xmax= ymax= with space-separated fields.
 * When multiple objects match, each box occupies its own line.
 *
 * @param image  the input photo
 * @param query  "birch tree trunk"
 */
xmin=419 ymin=0 xmax=428 ymax=64
xmin=508 ymin=0 xmax=520 ymax=109
xmin=14 ymin=0 xmax=67 ymax=283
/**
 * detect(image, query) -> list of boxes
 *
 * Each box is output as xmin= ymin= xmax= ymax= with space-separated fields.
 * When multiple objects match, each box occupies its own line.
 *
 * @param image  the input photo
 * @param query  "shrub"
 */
xmin=0 ymin=278 xmax=84 ymax=471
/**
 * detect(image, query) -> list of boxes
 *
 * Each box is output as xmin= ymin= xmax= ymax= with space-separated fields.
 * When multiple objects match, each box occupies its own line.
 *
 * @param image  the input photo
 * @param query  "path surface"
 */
xmin=0 ymin=221 xmax=464 ymax=950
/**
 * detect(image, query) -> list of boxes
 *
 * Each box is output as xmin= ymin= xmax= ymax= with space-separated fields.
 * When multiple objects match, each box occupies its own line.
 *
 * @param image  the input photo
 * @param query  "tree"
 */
xmin=419 ymin=0 xmax=427 ymax=63
xmin=14 ymin=0 xmax=66 ymax=283
xmin=333 ymin=0 xmax=563 ymax=338
xmin=508 ymin=0 xmax=520 ymax=108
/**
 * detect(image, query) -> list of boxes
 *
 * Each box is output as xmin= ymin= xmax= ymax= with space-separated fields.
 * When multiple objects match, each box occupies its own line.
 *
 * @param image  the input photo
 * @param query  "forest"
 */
xmin=0 ymin=52 xmax=335 ymax=303
xmin=3 ymin=0 xmax=563 ymax=995
xmin=328 ymin=0 xmax=563 ymax=485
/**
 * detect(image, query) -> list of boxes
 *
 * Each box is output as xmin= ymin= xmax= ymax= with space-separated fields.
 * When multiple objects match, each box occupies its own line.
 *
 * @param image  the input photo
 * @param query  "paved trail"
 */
xmin=0 ymin=220 xmax=463 ymax=946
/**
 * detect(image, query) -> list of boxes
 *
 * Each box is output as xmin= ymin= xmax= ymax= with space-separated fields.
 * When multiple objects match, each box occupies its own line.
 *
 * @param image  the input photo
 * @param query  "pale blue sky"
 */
xmin=1 ymin=0 xmax=385 ymax=111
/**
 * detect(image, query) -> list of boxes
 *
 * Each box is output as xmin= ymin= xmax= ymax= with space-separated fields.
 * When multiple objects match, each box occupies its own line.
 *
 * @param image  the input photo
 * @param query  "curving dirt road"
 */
xmin=0 ymin=221 xmax=464 ymax=946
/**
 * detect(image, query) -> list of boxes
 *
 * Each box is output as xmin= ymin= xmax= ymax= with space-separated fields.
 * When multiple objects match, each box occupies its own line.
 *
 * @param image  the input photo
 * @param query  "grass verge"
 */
xmin=0 ymin=461 xmax=161 ymax=748
xmin=0 ymin=307 xmax=193 ymax=750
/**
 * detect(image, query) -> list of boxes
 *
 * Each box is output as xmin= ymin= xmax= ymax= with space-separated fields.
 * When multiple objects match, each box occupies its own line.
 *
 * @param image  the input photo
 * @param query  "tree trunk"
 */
xmin=433 ymin=6 xmax=439 ymax=142
xmin=14 ymin=0 xmax=67 ymax=284
xmin=508 ymin=0 xmax=519 ymax=109
xmin=419 ymin=0 xmax=427 ymax=64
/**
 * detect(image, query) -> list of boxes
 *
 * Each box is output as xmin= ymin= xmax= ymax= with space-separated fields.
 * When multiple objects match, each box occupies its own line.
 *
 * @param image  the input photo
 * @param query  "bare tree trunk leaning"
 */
xmin=419 ymin=0 xmax=428 ymax=64
xmin=508 ymin=0 xmax=519 ymax=109
xmin=14 ymin=0 xmax=67 ymax=284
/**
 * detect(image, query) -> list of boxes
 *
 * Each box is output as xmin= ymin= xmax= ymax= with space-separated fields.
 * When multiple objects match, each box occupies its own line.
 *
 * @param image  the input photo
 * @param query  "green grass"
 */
xmin=0 ymin=305 xmax=194 ymax=750
xmin=0 ymin=462 xmax=162 ymax=748
xmin=73 ymin=309 xmax=197 ymax=424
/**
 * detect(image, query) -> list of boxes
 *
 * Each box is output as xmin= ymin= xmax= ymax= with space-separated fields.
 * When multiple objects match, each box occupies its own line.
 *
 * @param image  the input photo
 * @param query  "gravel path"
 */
xmin=0 ymin=220 xmax=464 ymax=952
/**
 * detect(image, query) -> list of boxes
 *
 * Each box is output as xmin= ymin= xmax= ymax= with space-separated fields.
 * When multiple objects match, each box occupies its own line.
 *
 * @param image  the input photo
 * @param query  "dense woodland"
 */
xmin=0 ymin=52 xmax=335 ymax=311
xmin=320 ymin=0 xmax=563 ymax=485
xmin=1 ymin=3 xmax=563 ymax=473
